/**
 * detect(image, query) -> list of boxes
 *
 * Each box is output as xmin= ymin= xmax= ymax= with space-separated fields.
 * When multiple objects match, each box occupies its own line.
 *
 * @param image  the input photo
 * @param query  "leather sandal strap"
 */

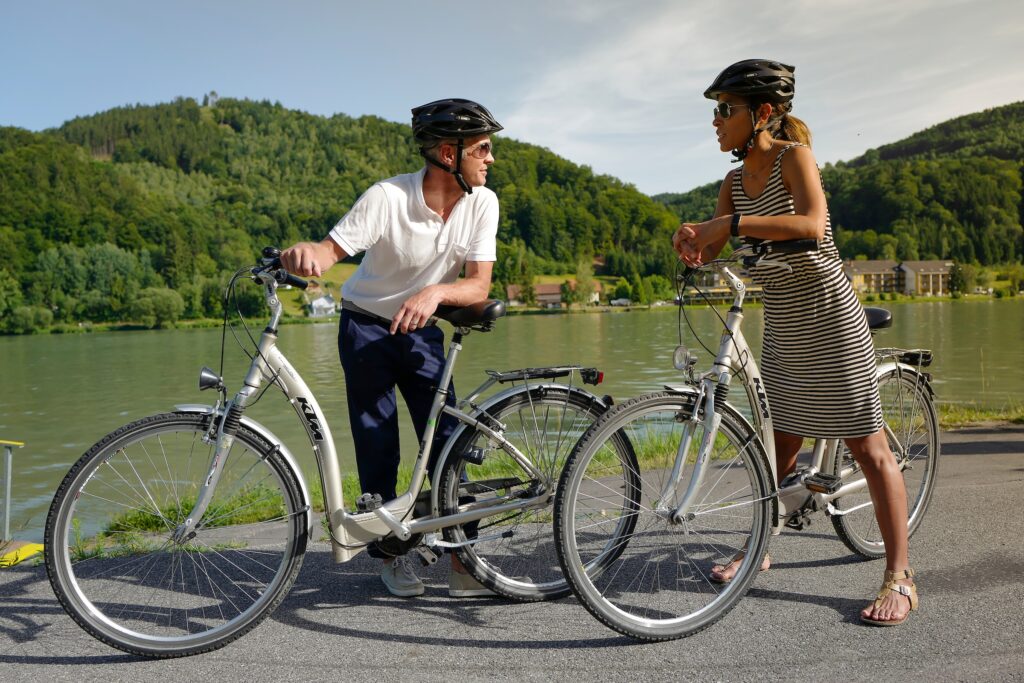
xmin=875 ymin=578 xmax=919 ymax=611
xmin=883 ymin=568 xmax=914 ymax=582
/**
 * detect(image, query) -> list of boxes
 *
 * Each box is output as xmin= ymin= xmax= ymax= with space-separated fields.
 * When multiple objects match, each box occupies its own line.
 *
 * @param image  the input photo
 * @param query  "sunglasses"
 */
xmin=713 ymin=102 xmax=749 ymax=119
xmin=462 ymin=141 xmax=493 ymax=159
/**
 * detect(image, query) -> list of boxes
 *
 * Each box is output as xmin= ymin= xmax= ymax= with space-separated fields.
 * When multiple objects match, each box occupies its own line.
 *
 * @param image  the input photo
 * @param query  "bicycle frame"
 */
xmin=176 ymin=272 xmax=588 ymax=563
xmin=667 ymin=259 xmax=910 ymax=531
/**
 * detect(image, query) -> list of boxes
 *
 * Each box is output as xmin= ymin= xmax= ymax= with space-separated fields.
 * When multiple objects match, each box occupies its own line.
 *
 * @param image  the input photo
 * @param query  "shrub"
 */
xmin=129 ymin=287 xmax=185 ymax=328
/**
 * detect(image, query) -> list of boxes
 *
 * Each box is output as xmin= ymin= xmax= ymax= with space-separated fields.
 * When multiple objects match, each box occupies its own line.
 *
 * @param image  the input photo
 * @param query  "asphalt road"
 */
xmin=1 ymin=426 xmax=1022 ymax=682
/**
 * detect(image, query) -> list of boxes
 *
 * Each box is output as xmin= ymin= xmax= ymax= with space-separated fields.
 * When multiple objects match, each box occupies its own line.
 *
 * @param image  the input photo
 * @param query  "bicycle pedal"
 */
xmin=355 ymin=492 xmax=383 ymax=512
xmin=413 ymin=545 xmax=439 ymax=566
xmin=784 ymin=511 xmax=812 ymax=530
xmin=803 ymin=473 xmax=842 ymax=494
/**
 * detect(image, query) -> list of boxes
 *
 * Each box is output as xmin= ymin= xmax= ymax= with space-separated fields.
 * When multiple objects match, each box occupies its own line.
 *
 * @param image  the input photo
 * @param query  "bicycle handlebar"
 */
xmin=683 ymin=238 xmax=820 ymax=274
xmin=257 ymin=247 xmax=309 ymax=290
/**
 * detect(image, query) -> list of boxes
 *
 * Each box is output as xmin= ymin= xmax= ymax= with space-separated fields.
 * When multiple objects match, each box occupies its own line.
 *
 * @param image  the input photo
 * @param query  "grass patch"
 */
xmin=103 ymin=483 xmax=292 ymax=535
xmin=938 ymin=402 xmax=1024 ymax=429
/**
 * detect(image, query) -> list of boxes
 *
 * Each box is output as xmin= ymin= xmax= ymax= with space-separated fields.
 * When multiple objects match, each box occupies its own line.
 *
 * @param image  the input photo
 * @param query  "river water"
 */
xmin=2 ymin=299 xmax=1021 ymax=541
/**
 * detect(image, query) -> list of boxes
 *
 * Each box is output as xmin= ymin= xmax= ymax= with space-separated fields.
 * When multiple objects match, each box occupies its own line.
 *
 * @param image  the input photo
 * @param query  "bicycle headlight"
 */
xmin=673 ymin=345 xmax=698 ymax=372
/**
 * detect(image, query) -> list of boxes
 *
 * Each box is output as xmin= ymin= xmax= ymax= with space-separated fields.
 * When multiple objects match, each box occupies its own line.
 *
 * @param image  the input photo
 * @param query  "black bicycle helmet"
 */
xmin=411 ymin=98 xmax=503 ymax=145
xmin=704 ymin=59 xmax=795 ymax=103
xmin=411 ymin=98 xmax=502 ymax=193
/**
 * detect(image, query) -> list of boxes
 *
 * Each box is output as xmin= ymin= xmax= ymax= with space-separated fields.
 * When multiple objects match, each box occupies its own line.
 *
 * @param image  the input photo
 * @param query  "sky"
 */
xmin=2 ymin=0 xmax=1022 ymax=196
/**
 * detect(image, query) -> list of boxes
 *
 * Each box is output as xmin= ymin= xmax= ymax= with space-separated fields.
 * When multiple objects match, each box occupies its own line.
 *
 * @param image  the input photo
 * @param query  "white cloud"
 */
xmin=501 ymin=0 xmax=1024 ymax=195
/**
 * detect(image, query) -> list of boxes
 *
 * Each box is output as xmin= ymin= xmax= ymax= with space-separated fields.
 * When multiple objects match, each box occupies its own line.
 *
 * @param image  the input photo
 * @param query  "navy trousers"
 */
xmin=338 ymin=310 xmax=457 ymax=504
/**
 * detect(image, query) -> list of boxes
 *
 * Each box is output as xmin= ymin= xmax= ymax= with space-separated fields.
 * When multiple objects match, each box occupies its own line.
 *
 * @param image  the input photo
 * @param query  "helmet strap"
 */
xmin=419 ymin=140 xmax=472 ymax=194
xmin=452 ymin=139 xmax=472 ymax=194
xmin=731 ymin=110 xmax=766 ymax=162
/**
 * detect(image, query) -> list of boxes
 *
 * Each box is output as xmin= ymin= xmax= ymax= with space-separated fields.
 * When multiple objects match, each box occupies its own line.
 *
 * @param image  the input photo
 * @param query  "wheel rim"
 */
xmin=833 ymin=373 xmax=938 ymax=553
xmin=50 ymin=418 xmax=302 ymax=650
xmin=443 ymin=391 xmax=604 ymax=596
xmin=559 ymin=396 xmax=771 ymax=636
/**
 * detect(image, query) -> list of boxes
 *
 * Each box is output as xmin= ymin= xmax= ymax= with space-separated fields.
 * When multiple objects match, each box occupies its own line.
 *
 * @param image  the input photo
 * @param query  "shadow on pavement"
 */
xmin=268 ymin=551 xmax=631 ymax=650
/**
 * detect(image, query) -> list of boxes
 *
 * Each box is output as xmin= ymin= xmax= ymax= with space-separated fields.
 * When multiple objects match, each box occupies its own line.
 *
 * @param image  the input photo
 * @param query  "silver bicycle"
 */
xmin=553 ymin=240 xmax=940 ymax=641
xmin=45 ymin=247 xmax=617 ymax=657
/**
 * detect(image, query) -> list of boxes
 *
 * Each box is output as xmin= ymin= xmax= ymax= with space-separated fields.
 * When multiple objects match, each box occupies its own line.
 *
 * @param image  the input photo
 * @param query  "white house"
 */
xmin=309 ymin=294 xmax=338 ymax=318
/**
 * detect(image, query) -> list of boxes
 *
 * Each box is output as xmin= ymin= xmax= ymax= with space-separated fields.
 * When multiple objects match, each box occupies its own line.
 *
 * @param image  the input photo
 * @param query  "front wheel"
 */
xmin=438 ymin=386 xmax=609 ymax=601
xmin=555 ymin=392 xmax=774 ymax=641
xmin=45 ymin=412 xmax=308 ymax=658
xmin=831 ymin=368 xmax=940 ymax=558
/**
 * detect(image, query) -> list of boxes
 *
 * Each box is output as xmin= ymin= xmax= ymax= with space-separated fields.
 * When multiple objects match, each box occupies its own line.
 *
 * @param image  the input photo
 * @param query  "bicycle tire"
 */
xmin=831 ymin=368 xmax=940 ymax=558
xmin=554 ymin=392 xmax=774 ymax=641
xmin=437 ymin=386 xmax=611 ymax=601
xmin=45 ymin=412 xmax=307 ymax=658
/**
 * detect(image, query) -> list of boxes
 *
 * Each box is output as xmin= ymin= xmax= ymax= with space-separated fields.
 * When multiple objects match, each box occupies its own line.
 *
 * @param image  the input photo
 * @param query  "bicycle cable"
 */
xmin=219 ymin=267 xmax=284 ymax=407
xmin=675 ymin=257 xmax=753 ymax=384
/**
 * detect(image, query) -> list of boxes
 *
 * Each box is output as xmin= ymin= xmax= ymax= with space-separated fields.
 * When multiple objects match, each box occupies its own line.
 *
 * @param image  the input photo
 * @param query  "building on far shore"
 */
xmin=900 ymin=260 xmax=954 ymax=296
xmin=309 ymin=293 xmax=338 ymax=317
xmin=506 ymin=281 xmax=602 ymax=307
xmin=845 ymin=260 xmax=901 ymax=294
xmin=843 ymin=259 xmax=953 ymax=296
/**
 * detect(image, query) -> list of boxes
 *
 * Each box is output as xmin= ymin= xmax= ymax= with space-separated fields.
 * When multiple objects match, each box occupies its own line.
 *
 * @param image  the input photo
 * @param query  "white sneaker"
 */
xmin=449 ymin=569 xmax=497 ymax=598
xmin=381 ymin=556 xmax=424 ymax=597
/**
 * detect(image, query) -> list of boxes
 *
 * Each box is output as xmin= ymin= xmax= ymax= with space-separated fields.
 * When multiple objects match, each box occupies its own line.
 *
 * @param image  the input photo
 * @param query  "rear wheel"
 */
xmin=832 ymin=368 xmax=940 ymax=558
xmin=438 ymin=387 xmax=608 ymax=601
xmin=45 ymin=412 xmax=307 ymax=658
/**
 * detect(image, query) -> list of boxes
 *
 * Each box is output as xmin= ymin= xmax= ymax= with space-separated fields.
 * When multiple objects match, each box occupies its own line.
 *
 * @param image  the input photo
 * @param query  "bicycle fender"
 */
xmin=427 ymin=385 xmax=612 ymax=514
xmin=875 ymin=362 xmax=936 ymax=400
xmin=174 ymin=404 xmax=315 ymax=536
xmin=661 ymin=384 xmax=700 ymax=396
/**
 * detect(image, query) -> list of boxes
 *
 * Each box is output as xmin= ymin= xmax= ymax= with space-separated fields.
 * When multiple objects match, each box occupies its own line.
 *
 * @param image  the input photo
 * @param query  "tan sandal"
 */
xmin=710 ymin=552 xmax=770 ymax=584
xmin=861 ymin=568 xmax=918 ymax=626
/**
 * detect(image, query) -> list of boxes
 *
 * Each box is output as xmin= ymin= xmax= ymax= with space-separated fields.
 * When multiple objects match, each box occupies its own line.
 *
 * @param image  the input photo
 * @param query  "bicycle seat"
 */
xmin=864 ymin=307 xmax=893 ymax=330
xmin=434 ymin=299 xmax=507 ymax=328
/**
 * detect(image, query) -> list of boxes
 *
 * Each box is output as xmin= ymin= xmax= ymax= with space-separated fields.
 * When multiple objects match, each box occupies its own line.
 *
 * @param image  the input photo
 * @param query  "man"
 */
xmin=280 ymin=98 xmax=502 ymax=597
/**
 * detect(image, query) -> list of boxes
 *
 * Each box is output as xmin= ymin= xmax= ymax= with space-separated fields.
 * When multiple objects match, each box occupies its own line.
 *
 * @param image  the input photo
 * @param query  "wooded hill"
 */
xmin=0 ymin=97 xmax=679 ymax=331
xmin=655 ymin=101 xmax=1024 ymax=266
xmin=1 ymin=97 xmax=1021 ymax=333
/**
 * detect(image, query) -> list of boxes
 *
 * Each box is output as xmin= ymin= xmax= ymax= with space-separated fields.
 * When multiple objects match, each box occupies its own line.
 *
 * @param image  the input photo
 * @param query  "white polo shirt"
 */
xmin=329 ymin=167 xmax=498 ymax=320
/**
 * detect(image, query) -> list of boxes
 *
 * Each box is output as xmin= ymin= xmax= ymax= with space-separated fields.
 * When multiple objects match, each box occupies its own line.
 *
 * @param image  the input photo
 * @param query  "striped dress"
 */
xmin=732 ymin=144 xmax=883 ymax=438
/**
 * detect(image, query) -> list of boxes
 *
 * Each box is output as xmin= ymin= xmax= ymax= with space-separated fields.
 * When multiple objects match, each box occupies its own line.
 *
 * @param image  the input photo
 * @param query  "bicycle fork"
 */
xmin=170 ymin=400 xmax=241 ymax=544
xmin=660 ymin=380 xmax=722 ymax=524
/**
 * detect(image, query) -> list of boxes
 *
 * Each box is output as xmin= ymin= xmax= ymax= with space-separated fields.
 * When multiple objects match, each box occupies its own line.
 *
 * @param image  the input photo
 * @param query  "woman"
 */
xmin=673 ymin=59 xmax=917 ymax=626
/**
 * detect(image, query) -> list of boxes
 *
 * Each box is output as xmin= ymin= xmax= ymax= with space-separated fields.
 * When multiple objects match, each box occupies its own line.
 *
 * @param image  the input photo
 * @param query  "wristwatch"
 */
xmin=731 ymin=213 xmax=742 ymax=237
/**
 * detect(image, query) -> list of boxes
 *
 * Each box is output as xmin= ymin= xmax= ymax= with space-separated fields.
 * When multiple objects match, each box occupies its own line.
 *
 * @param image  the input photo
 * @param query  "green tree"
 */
xmin=0 ymin=268 xmax=23 ymax=328
xmin=948 ymin=262 xmax=966 ymax=294
xmin=574 ymin=259 xmax=596 ymax=305
xmin=7 ymin=306 xmax=52 ymax=334
xmin=629 ymin=273 xmax=650 ymax=305
xmin=559 ymin=280 xmax=577 ymax=306
xmin=645 ymin=274 xmax=674 ymax=301
xmin=130 ymin=287 xmax=185 ymax=328
xmin=613 ymin=277 xmax=632 ymax=301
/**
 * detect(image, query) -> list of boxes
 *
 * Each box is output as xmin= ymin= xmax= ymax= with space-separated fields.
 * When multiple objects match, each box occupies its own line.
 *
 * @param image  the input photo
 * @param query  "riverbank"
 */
xmin=4 ymin=290 xmax=1021 ymax=336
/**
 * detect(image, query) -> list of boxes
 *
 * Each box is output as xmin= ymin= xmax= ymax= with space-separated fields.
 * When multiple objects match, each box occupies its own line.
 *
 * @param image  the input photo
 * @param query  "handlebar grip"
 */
xmin=275 ymin=270 xmax=309 ymax=290
xmin=767 ymin=238 xmax=818 ymax=254
xmin=260 ymin=246 xmax=309 ymax=289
